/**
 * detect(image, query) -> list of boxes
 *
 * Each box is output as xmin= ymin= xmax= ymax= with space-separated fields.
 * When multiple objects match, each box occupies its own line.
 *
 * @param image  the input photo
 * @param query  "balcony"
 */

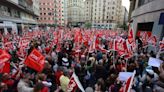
xmin=0 ymin=0 xmax=37 ymax=17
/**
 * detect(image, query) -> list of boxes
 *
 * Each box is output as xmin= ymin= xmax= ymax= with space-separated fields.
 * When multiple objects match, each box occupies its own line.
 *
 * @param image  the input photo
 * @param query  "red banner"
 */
xmin=24 ymin=49 xmax=45 ymax=72
xmin=114 ymin=38 xmax=127 ymax=56
xmin=0 ymin=49 xmax=11 ymax=63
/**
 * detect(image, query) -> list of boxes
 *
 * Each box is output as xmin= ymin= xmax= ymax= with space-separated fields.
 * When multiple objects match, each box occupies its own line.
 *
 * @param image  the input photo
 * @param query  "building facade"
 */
xmin=119 ymin=6 xmax=128 ymax=25
xmin=129 ymin=0 xmax=164 ymax=43
xmin=54 ymin=0 xmax=68 ymax=26
xmin=84 ymin=0 xmax=122 ymax=29
xmin=38 ymin=0 xmax=55 ymax=25
xmin=0 ymin=0 xmax=39 ymax=35
xmin=84 ymin=0 xmax=93 ymax=23
xmin=67 ymin=0 xmax=85 ymax=27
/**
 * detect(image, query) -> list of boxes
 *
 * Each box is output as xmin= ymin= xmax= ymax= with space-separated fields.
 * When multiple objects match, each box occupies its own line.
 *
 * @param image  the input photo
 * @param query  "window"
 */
xmin=44 ymin=13 xmax=46 ymax=15
xmin=40 ymin=13 xmax=42 ymax=15
xmin=44 ymin=17 xmax=46 ymax=20
xmin=112 ymin=7 xmax=114 ymax=9
xmin=107 ymin=16 xmax=108 ymax=19
xmin=138 ymin=0 xmax=145 ymax=7
xmin=48 ymin=12 xmax=51 ymax=15
xmin=48 ymin=8 xmax=50 ymax=10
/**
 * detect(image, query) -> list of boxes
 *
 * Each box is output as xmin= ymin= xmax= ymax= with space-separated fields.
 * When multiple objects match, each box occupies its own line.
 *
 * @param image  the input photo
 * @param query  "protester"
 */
xmin=0 ymin=27 xmax=163 ymax=92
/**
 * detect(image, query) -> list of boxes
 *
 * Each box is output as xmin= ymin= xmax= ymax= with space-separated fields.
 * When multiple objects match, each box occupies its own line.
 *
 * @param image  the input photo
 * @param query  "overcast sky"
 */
xmin=122 ymin=0 xmax=130 ymax=11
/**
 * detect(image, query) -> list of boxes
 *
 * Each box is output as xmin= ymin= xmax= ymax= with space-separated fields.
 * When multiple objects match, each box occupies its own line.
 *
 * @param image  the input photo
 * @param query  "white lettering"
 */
xmin=30 ymin=54 xmax=39 ymax=61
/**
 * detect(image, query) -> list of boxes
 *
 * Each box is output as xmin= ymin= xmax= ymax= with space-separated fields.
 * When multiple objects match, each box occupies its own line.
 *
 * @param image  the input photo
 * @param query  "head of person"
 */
xmin=33 ymin=82 xmax=45 ymax=92
xmin=95 ymin=78 xmax=105 ymax=92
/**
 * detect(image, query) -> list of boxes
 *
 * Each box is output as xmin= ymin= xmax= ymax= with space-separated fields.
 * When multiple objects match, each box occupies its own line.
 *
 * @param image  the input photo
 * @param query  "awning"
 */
xmin=0 ymin=16 xmax=38 ymax=24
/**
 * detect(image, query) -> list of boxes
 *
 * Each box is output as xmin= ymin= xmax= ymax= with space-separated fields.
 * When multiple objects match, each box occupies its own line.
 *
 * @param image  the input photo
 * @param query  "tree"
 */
xmin=118 ymin=23 xmax=128 ymax=30
xmin=84 ymin=22 xmax=92 ymax=29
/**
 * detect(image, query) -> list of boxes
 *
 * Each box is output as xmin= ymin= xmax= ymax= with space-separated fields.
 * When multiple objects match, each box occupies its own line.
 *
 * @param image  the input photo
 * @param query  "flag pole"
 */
xmin=127 ymin=70 xmax=136 ymax=92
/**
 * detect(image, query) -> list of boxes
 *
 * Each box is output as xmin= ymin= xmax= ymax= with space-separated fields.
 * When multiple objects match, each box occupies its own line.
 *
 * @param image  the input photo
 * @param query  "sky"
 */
xmin=122 ymin=0 xmax=130 ymax=11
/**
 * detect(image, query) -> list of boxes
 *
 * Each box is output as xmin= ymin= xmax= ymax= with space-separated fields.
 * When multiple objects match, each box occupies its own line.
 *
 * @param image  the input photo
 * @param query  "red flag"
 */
xmin=74 ymin=29 xmax=82 ymax=43
xmin=114 ymin=38 xmax=127 ymax=56
xmin=0 ymin=62 xmax=10 ymax=73
xmin=19 ymin=38 xmax=29 ymax=48
xmin=137 ymin=31 xmax=152 ymax=47
xmin=24 ymin=49 xmax=45 ymax=72
xmin=119 ymin=70 xmax=136 ymax=92
xmin=128 ymin=29 xmax=134 ymax=44
xmin=67 ymin=73 xmax=85 ymax=92
xmin=0 ymin=49 xmax=11 ymax=63
xmin=148 ymin=35 xmax=157 ymax=46
xmin=159 ymin=40 xmax=164 ymax=52
xmin=4 ymin=41 xmax=13 ymax=51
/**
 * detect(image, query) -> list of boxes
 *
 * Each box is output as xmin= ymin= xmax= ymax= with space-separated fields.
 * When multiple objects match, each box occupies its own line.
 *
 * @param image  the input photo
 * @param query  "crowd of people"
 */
xmin=0 ymin=27 xmax=164 ymax=92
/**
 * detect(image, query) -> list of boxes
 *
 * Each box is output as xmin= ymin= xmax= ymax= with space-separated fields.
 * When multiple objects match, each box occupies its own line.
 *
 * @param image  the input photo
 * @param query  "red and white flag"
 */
xmin=148 ymin=35 xmax=157 ymax=46
xmin=159 ymin=39 xmax=164 ymax=52
xmin=114 ymin=38 xmax=127 ymax=56
xmin=67 ymin=73 xmax=85 ymax=92
xmin=128 ymin=28 xmax=135 ymax=44
xmin=24 ymin=49 xmax=45 ymax=72
xmin=119 ymin=70 xmax=136 ymax=92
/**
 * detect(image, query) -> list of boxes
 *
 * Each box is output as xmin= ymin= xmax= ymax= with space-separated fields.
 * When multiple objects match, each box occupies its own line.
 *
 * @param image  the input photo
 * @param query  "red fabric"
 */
xmin=137 ymin=31 xmax=152 ymax=46
xmin=45 ymin=47 xmax=50 ymax=54
xmin=2 ymin=79 xmax=14 ymax=87
xmin=0 ymin=49 xmax=11 ymax=63
xmin=74 ymin=30 xmax=82 ymax=43
xmin=41 ymin=87 xmax=49 ymax=92
xmin=148 ymin=35 xmax=157 ymax=46
xmin=114 ymin=39 xmax=127 ymax=56
xmin=0 ymin=62 xmax=10 ymax=73
xmin=24 ymin=49 xmax=45 ymax=72
xmin=67 ymin=75 xmax=78 ymax=92
xmin=128 ymin=29 xmax=134 ymax=44
xmin=55 ymin=71 xmax=63 ymax=85
xmin=125 ymin=77 xmax=132 ymax=92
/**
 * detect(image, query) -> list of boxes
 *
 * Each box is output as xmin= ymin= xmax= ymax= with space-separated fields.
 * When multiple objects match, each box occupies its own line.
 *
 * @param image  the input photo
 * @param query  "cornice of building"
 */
xmin=0 ymin=0 xmax=38 ymax=17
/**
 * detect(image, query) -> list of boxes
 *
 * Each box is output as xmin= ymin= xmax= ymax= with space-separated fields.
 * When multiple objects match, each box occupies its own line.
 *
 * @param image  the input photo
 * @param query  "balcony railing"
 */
xmin=18 ymin=0 xmax=34 ymax=13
